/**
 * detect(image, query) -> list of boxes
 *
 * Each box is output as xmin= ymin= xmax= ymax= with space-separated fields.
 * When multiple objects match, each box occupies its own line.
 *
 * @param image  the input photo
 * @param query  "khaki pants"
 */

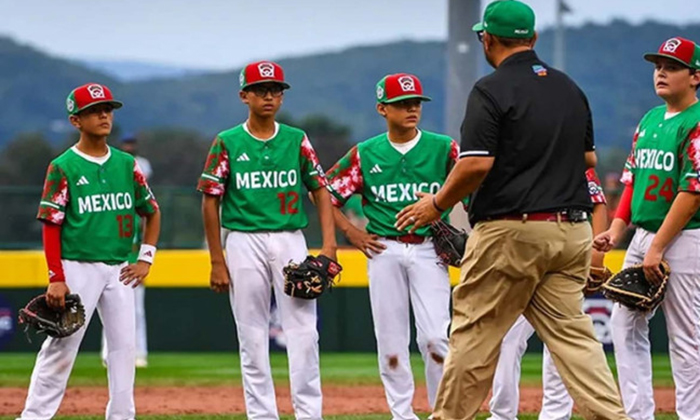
xmin=433 ymin=220 xmax=628 ymax=420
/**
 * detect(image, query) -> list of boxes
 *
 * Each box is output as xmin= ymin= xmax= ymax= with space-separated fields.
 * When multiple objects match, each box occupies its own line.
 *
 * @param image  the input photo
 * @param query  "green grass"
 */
xmin=0 ymin=352 xmax=675 ymax=387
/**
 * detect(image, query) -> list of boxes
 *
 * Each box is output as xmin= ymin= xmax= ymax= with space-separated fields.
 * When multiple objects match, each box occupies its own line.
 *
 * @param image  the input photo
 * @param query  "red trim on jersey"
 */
xmin=615 ymin=183 xmax=633 ymax=225
xmin=42 ymin=222 xmax=65 ymax=283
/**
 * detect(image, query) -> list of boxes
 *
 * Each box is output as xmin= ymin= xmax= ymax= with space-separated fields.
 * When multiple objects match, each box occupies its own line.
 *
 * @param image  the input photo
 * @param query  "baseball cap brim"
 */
xmin=74 ymin=100 xmax=123 ymax=114
xmin=382 ymin=94 xmax=432 ymax=104
xmin=241 ymin=80 xmax=291 ymax=90
xmin=472 ymin=22 xmax=484 ymax=32
xmin=643 ymin=52 xmax=692 ymax=68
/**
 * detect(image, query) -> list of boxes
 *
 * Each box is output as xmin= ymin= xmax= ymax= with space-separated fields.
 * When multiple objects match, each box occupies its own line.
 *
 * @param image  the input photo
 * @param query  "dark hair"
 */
xmin=492 ymin=35 xmax=534 ymax=48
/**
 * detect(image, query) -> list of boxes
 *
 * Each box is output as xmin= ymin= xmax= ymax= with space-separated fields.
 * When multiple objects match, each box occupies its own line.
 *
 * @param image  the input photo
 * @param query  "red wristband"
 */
xmin=43 ymin=222 xmax=65 ymax=283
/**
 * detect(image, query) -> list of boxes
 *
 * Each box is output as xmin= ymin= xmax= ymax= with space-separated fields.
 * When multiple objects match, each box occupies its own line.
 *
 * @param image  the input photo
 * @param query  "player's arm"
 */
xmin=197 ymin=137 xmax=231 ymax=293
xmin=121 ymin=160 xmax=162 ymax=287
xmin=323 ymin=146 xmax=386 ymax=258
xmin=586 ymin=168 xmax=608 ymax=269
xmin=594 ymin=128 xmax=640 ymax=252
xmin=299 ymin=135 xmax=337 ymax=260
xmin=36 ymin=163 xmax=70 ymax=309
xmin=643 ymin=126 xmax=700 ymax=282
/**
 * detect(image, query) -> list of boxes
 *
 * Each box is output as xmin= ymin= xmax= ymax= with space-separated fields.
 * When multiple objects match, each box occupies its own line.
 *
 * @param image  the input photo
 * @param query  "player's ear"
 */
xmin=376 ymin=103 xmax=387 ymax=118
xmin=68 ymin=115 xmax=81 ymax=130
xmin=690 ymin=70 xmax=700 ymax=91
xmin=239 ymin=90 xmax=249 ymax=104
xmin=529 ymin=32 xmax=538 ymax=48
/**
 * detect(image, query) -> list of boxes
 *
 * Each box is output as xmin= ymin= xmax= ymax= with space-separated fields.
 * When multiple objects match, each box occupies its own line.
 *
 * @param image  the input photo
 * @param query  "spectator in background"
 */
xmin=101 ymin=134 xmax=153 ymax=368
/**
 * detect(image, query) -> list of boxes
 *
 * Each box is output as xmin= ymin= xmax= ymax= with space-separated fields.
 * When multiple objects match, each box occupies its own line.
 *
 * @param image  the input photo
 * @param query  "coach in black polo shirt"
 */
xmin=396 ymin=1 xmax=629 ymax=419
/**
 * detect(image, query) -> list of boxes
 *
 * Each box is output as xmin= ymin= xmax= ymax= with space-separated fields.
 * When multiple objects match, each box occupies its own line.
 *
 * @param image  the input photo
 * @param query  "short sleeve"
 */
xmin=678 ymin=123 xmax=700 ymax=193
xmin=620 ymin=126 xmax=640 ymax=186
xmin=133 ymin=160 xmax=159 ymax=216
xmin=197 ymin=137 xmax=230 ymax=196
xmin=585 ymin=168 xmax=606 ymax=204
xmin=582 ymin=91 xmax=595 ymax=151
xmin=325 ymin=146 xmax=363 ymax=207
xmin=459 ymin=86 xmax=502 ymax=158
xmin=299 ymin=135 xmax=328 ymax=191
xmin=37 ymin=163 xmax=69 ymax=225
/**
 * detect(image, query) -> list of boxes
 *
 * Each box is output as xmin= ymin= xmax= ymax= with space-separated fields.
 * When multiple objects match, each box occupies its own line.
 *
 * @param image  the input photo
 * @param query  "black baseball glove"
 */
xmin=18 ymin=294 xmax=86 ymax=339
xmin=430 ymin=220 xmax=468 ymax=267
xmin=602 ymin=261 xmax=670 ymax=312
xmin=283 ymin=255 xmax=343 ymax=299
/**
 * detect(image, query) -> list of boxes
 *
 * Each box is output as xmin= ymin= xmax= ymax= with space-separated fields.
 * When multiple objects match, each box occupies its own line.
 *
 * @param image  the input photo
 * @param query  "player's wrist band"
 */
xmin=432 ymin=196 xmax=447 ymax=213
xmin=138 ymin=244 xmax=157 ymax=264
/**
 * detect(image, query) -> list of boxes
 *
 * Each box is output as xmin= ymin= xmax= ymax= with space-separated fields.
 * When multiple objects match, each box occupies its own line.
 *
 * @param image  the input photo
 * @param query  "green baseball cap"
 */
xmin=472 ymin=0 xmax=536 ymax=39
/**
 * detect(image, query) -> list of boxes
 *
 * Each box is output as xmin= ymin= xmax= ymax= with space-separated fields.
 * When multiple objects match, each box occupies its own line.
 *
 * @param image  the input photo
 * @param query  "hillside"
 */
xmin=1 ymin=20 xmax=699 ymax=147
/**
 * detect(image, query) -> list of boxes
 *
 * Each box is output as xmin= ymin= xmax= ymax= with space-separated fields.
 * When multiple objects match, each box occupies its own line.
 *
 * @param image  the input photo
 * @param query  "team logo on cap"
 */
xmin=376 ymin=85 xmax=384 ymax=100
xmin=66 ymin=98 xmax=75 ymax=112
xmin=258 ymin=62 xmax=275 ymax=78
xmin=87 ymin=84 xmax=106 ymax=99
xmin=662 ymin=38 xmax=682 ymax=53
xmin=398 ymin=76 xmax=416 ymax=92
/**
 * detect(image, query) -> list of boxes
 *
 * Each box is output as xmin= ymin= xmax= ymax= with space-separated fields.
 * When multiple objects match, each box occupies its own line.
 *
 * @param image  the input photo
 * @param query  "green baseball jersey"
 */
xmin=197 ymin=123 xmax=327 ymax=232
xmin=37 ymin=146 xmax=159 ymax=264
xmin=621 ymin=101 xmax=700 ymax=232
xmin=326 ymin=130 xmax=461 ymax=237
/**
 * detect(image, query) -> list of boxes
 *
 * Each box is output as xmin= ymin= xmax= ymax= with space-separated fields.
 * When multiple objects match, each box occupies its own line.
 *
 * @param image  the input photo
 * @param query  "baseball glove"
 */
xmin=585 ymin=266 xmax=613 ymax=295
xmin=430 ymin=220 xmax=468 ymax=267
xmin=283 ymin=255 xmax=343 ymax=299
xmin=18 ymin=294 xmax=85 ymax=339
xmin=602 ymin=261 xmax=670 ymax=312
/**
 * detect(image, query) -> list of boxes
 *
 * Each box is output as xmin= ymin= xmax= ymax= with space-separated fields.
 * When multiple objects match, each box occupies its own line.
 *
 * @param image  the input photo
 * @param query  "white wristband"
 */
xmin=138 ymin=244 xmax=157 ymax=264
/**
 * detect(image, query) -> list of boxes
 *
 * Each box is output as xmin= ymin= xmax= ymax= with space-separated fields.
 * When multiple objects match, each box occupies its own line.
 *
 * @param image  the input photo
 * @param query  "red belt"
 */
xmin=384 ymin=234 xmax=427 ymax=244
xmin=490 ymin=212 xmax=577 ymax=222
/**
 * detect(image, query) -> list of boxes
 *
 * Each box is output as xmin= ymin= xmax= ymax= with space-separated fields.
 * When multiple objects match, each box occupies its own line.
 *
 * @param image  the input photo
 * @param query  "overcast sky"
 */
xmin=0 ymin=0 xmax=697 ymax=70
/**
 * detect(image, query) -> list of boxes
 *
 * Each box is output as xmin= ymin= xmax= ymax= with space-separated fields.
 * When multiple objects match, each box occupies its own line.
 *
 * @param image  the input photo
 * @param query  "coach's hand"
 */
xmin=121 ymin=261 xmax=151 ymax=288
xmin=46 ymin=282 xmax=70 ymax=310
xmin=395 ymin=192 xmax=441 ymax=234
xmin=210 ymin=260 xmax=231 ymax=293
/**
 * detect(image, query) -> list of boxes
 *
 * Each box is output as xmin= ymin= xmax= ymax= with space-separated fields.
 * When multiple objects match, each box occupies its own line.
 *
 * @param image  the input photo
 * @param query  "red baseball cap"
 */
xmin=239 ymin=61 xmax=290 ymax=90
xmin=376 ymin=73 xmax=431 ymax=104
xmin=644 ymin=37 xmax=700 ymax=70
xmin=66 ymin=83 xmax=123 ymax=115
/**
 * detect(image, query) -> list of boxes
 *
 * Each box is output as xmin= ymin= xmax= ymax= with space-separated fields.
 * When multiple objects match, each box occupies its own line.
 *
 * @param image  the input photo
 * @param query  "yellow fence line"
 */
xmin=0 ymin=249 xmax=628 ymax=288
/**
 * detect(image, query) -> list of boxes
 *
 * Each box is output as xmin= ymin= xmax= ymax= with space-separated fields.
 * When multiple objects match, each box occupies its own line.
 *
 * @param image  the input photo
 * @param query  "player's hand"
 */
xmin=593 ymin=230 xmax=616 ymax=252
xmin=591 ymin=248 xmax=605 ymax=269
xmin=120 ymin=261 xmax=151 ymax=288
xmin=210 ymin=260 xmax=231 ymax=294
xmin=345 ymin=226 xmax=386 ymax=258
xmin=319 ymin=245 xmax=338 ymax=263
xmin=395 ymin=192 xmax=441 ymax=233
xmin=46 ymin=282 xmax=70 ymax=310
xmin=643 ymin=246 xmax=665 ymax=285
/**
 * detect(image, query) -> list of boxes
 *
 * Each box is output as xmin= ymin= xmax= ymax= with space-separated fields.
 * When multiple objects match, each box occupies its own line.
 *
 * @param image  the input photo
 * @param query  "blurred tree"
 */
xmin=0 ymin=132 xmax=55 ymax=186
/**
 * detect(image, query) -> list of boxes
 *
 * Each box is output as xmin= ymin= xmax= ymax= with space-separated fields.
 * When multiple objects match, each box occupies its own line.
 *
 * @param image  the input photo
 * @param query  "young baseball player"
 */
xmin=488 ymin=168 xmax=608 ymax=420
xmin=18 ymin=83 xmax=161 ymax=420
xmin=101 ymin=134 xmax=153 ymax=369
xmin=325 ymin=73 xmax=459 ymax=420
xmin=197 ymin=61 xmax=337 ymax=420
xmin=594 ymin=37 xmax=700 ymax=420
